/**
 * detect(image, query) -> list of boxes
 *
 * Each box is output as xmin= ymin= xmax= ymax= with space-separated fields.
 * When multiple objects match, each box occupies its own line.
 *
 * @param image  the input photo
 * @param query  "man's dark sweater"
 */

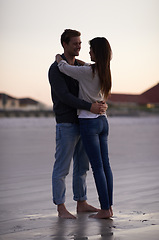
xmin=48 ymin=54 xmax=91 ymax=123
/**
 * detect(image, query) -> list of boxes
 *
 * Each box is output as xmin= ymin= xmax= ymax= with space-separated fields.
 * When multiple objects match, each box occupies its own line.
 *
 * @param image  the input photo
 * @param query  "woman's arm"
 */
xmin=54 ymin=55 xmax=108 ymax=114
xmin=76 ymin=59 xmax=85 ymax=66
xmin=56 ymin=54 xmax=63 ymax=63
xmin=56 ymin=54 xmax=86 ymax=66
xmin=56 ymin=58 xmax=89 ymax=83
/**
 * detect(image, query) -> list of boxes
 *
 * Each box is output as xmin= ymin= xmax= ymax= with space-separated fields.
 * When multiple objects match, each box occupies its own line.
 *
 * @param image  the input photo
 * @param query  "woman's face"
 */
xmin=89 ymin=47 xmax=96 ymax=62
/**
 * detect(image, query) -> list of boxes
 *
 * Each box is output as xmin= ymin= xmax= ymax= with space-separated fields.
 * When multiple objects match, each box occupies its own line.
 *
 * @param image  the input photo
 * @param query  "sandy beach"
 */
xmin=0 ymin=116 xmax=159 ymax=240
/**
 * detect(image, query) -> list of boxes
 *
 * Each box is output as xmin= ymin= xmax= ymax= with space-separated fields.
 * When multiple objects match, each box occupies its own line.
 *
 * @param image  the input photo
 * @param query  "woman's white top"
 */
xmin=58 ymin=60 xmax=106 ymax=118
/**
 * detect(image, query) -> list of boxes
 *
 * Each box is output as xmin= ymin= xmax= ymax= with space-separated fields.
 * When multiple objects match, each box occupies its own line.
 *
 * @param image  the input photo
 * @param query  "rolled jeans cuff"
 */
xmin=73 ymin=195 xmax=87 ymax=202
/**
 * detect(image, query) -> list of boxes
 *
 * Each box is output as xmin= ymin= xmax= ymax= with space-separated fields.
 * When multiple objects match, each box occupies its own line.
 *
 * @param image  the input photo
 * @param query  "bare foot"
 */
xmin=110 ymin=206 xmax=113 ymax=217
xmin=77 ymin=201 xmax=99 ymax=213
xmin=57 ymin=204 xmax=76 ymax=219
xmin=89 ymin=209 xmax=112 ymax=219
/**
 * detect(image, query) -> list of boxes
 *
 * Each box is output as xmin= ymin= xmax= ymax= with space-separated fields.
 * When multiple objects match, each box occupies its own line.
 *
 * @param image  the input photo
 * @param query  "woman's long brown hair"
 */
xmin=89 ymin=37 xmax=112 ymax=100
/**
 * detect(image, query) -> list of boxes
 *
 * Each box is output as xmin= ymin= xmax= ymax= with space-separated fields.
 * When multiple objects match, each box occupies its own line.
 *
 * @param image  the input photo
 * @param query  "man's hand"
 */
xmin=90 ymin=102 xmax=108 ymax=114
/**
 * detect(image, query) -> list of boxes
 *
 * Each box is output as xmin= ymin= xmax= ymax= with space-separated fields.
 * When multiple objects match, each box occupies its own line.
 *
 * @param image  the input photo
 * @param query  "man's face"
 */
xmin=64 ymin=36 xmax=81 ymax=56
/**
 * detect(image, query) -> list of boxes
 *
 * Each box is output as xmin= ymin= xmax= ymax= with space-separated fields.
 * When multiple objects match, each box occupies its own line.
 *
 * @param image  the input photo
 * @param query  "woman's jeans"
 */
xmin=79 ymin=116 xmax=113 ymax=210
xmin=52 ymin=123 xmax=89 ymax=205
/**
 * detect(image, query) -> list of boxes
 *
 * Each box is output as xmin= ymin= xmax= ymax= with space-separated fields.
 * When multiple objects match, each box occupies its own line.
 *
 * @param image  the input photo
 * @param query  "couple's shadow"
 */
xmin=51 ymin=212 xmax=114 ymax=240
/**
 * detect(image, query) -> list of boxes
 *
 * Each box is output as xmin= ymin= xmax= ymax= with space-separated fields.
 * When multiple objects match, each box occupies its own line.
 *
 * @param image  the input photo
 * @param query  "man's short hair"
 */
xmin=61 ymin=29 xmax=81 ymax=47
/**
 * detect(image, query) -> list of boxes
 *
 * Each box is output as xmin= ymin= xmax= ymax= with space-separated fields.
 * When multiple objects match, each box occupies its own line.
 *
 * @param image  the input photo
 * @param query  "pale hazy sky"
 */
xmin=1 ymin=0 xmax=159 ymax=106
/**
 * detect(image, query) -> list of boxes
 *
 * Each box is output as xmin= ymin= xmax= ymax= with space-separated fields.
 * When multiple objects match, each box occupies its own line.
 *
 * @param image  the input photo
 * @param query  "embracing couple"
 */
xmin=48 ymin=29 xmax=113 ymax=219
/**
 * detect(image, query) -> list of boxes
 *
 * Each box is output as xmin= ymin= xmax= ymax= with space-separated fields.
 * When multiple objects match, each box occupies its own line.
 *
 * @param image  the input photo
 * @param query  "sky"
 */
xmin=1 ymin=0 xmax=159 ymax=106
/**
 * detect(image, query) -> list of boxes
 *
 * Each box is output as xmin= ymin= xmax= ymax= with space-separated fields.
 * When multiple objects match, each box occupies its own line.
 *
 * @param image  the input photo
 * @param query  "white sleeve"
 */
xmin=58 ymin=60 xmax=89 ymax=82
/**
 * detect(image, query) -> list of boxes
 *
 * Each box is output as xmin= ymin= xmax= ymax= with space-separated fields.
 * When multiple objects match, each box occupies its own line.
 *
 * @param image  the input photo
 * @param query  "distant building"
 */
xmin=0 ymin=83 xmax=158 ymax=114
xmin=0 ymin=93 xmax=47 ymax=110
xmin=108 ymin=83 xmax=159 ymax=108
xmin=19 ymin=98 xmax=46 ymax=110
xmin=0 ymin=93 xmax=19 ymax=110
xmin=139 ymin=83 xmax=159 ymax=107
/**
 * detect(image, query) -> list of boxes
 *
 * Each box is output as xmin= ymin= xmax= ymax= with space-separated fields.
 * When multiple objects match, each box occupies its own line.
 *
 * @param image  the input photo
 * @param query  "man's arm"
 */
xmin=49 ymin=63 xmax=91 ymax=110
xmin=49 ymin=62 xmax=107 ymax=114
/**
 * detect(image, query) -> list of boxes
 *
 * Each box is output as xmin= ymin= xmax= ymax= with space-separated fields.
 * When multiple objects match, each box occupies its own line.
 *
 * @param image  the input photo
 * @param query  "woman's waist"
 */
xmin=78 ymin=109 xmax=107 ymax=119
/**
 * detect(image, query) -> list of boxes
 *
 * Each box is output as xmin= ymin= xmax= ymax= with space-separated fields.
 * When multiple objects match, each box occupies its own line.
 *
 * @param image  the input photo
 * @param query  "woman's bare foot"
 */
xmin=110 ymin=206 xmax=113 ymax=217
xmin=89 ymin=209 xmax=112 ymax=219
xmin=77 ymin=201 xmax=99 ymax=213
xmin=57 ymin=204 xmax=76 ymax=219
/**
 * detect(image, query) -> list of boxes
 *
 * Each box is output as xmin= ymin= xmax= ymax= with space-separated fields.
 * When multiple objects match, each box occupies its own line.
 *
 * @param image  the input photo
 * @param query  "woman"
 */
xmin=56 ymin=37 xmax=113 ymax=219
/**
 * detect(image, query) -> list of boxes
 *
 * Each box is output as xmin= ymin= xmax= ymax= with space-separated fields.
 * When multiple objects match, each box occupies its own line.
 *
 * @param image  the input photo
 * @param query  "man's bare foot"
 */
xmin=89 ymin=209 xmax=112 ymax=219
xmin=77 ymin=200 xmax=99 ymax=213
xmin=57 ymin=204 xmax=76 ymax=219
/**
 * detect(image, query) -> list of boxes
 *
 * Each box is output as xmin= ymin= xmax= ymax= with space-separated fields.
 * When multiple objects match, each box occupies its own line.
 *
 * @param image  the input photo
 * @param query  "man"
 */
xmin=48 ymin=29 xmax=107 ymax=219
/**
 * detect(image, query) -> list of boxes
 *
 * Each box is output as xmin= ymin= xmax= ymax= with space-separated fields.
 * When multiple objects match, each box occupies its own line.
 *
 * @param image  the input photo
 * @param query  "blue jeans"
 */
xmin=79 ymin=116 xmax=113 ymax=210
xmin=52 ymin=123 xmax=89 ymax=205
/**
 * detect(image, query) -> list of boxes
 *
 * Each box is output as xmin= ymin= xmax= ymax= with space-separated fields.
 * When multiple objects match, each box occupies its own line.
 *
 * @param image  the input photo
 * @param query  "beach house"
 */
xmin=108 ymin=83 xmax=159 ymax=108
xmin=0 ymin=93 xmax=46 ymax=111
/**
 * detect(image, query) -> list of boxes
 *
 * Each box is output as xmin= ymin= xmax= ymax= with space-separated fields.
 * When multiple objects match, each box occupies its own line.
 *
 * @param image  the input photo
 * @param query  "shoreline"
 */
xmin=0 ymin=108 xmax=159 ymax=118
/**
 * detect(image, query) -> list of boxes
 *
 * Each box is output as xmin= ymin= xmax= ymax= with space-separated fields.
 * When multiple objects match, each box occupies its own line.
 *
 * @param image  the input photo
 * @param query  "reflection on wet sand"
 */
xmin=50 ymin=213 xmax=114 ymax=240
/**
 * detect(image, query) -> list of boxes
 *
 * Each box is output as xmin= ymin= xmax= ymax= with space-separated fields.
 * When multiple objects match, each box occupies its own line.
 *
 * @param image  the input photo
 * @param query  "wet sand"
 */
xmin=0 ymin=117 xmax=159 ymax=239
